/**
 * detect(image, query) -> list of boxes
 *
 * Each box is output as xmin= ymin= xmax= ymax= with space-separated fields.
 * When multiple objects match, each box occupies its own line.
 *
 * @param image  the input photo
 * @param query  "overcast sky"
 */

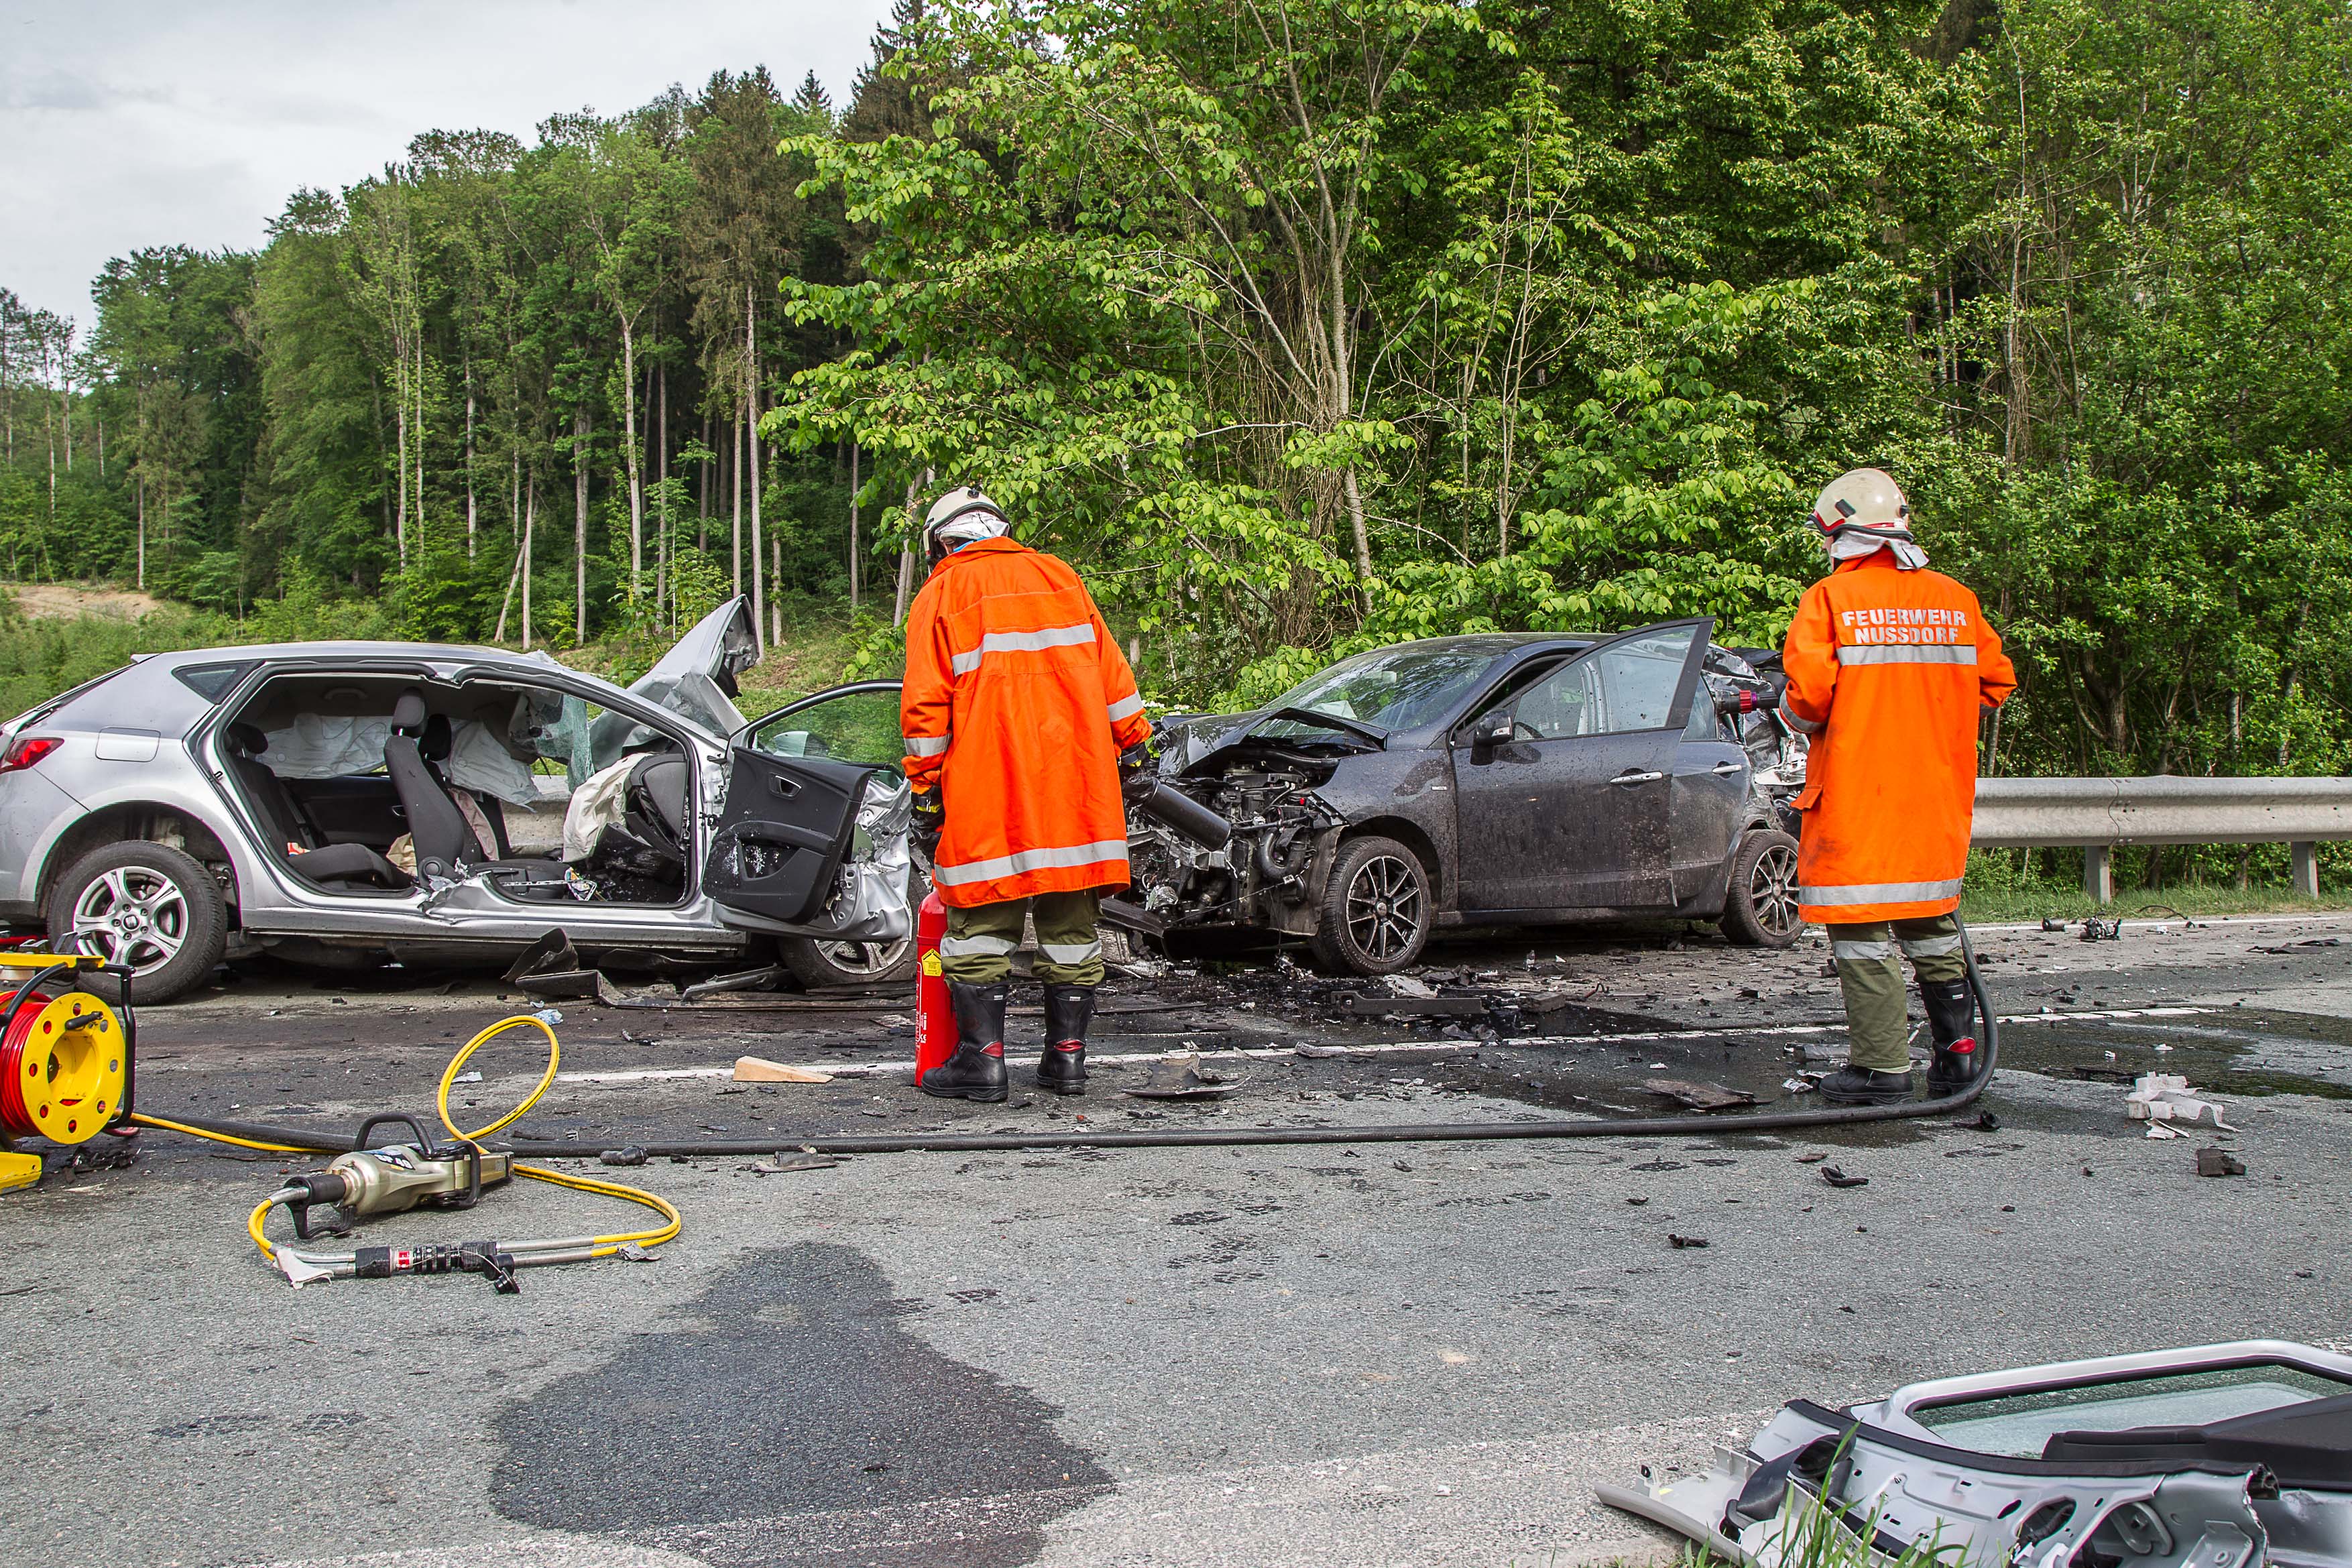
xmin=0 ymin=0 xmax=894 ymax=326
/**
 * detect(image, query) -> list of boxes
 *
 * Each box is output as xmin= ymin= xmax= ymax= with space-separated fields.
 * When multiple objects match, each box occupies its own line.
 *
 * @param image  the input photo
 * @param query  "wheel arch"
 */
xmin=38 ymin=802 xmax=241 ymax=918
xmin=1336 ymin=815 xmax=1446 ymax=908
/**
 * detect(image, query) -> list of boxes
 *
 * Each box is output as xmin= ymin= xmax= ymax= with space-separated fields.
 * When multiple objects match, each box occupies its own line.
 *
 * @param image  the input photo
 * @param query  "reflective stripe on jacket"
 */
xmin=899 ymin=536 xmax=1153 ymax=908
xmin=1781 ymin=552 xmax=2017 ymax=924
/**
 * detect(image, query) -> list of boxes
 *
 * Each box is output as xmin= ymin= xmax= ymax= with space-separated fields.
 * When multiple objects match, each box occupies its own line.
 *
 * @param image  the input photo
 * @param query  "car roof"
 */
xmin=133 ymin=640 xmax=532 ymax=667
xmin=1362 ymin=631 xmax=1598 ymax=657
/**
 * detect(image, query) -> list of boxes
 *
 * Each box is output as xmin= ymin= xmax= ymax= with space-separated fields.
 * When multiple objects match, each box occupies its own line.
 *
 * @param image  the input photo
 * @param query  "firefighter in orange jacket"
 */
xmin=1779 ymin=469 xmax=2017 ymax=1105
xmin=900 ymin=487 xmax=1155 ymax=1102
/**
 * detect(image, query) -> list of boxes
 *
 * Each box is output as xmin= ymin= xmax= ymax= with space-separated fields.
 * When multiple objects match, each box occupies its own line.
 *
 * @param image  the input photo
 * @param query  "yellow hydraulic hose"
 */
xmin=139 ymin=1012 xmax=680 ymax=1267
xmin=434 ymin=1012 xmax=681 ymax=1256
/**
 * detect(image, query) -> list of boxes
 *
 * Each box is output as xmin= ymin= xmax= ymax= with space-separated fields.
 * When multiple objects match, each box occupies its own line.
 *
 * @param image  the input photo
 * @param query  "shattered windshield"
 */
xmin=1261 ymin=645 xmax=1499 ymax=737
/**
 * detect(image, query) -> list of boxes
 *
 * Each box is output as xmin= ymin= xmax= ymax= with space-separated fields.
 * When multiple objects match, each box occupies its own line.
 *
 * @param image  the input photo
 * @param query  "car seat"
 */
xmin=223 ymin=723 xmax=411 ymax=890
xmin=384 ymin=691 xmax=567 ymax=889
xmin=420 ymin=713 xmax=517 ymax=858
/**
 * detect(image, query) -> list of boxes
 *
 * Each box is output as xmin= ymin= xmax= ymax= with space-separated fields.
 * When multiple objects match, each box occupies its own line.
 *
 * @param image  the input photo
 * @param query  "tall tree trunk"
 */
xmin=620 ymin=320 xmax=643 ymax=594
xmin=656 ymin=360 xmax=669 ymax=629
xmin=731 ymin=402 xmax=744 ymax=598
xmin=463 ymin=357 xmax=477 ymax=558
xmin=394 ymin=382 xmax=409 ymax=565
xmin=136 ymin=476 xmax=146 ymax=590
xmin=522 ymin=479 xmax=536 ymax=651
xmin=414 ymin=338 xmax=426 ymax=554
xmin=697 ymin=410 xmax=710 ymax=552
xmin=746 ymin=286 xmax=766 ymax=657
xmin=847 ymin=440 xmax=861 ymax=613
xmin=493 ymin=501 xmax=528 ymax=644
xmin=892 ymin=477 xmax=921 ymax=627
xmin=573 ymin=402 xmax=590 ymax=645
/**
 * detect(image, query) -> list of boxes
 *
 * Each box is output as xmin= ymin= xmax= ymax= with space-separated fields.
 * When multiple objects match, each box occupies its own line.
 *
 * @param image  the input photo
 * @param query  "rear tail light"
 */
xmin=0 ymin=737 xmax=61 ymax=775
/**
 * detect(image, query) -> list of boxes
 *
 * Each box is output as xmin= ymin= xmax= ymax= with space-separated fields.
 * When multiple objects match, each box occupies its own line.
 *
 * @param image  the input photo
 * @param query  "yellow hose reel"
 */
xmin=0 ymin=953 xmax=135 ymax=1196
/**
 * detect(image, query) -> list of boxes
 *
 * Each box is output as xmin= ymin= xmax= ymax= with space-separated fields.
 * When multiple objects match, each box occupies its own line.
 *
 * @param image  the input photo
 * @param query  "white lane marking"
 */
xmin=554 ymin=1005 xmax=2217 ymax=1085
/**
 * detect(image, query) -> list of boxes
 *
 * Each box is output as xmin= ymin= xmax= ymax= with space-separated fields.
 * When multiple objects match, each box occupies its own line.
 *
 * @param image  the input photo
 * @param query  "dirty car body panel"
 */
xmin=1126 ymin=620 xmax=1806 ymax=966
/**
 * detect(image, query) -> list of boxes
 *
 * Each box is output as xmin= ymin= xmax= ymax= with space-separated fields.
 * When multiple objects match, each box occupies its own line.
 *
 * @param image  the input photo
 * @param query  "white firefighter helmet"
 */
xmin=1809 ymin=467 xmax=1912 ymax=543
xmin=923 ymin=485 xmax=1009 ymax=562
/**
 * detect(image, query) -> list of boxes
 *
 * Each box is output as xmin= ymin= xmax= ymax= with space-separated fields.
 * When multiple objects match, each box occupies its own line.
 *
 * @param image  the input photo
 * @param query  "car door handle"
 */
xmin=1710 ymin=760 xmax=1745 ymax=776
xmin=1610 ymin=770 xmax=1665 ymax=787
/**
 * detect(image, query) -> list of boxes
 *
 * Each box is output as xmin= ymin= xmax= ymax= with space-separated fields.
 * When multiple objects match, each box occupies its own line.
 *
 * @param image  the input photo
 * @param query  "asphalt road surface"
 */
xmin=5 ymin=912 xmax=2349 ymax=1568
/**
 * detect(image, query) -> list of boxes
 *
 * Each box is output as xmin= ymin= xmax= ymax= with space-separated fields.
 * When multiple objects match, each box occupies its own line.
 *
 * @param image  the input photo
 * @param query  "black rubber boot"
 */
xmin=921 ymin=980 xmax=1009 ymax=1102
xmin=1818 ymin=1065 xmax=1914 ymax=1105
xmin=1920 ymin=975 xmax=1981 ymax=1097
xmin=1038 ymin=983 xmax=1096 ymax=1095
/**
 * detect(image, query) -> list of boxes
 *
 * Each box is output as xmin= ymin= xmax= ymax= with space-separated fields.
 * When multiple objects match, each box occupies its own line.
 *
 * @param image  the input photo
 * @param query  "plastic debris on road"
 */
xmin=2127 ymin=1072 xmax=2233 ymax=1130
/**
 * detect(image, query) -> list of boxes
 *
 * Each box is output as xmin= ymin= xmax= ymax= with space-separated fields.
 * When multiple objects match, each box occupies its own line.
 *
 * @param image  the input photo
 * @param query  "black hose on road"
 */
xmin=135 ymin=924 xmax=2002 ymax=1159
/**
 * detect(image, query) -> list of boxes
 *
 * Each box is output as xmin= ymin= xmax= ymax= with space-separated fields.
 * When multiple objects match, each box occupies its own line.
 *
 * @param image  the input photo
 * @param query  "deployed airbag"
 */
xmin=563 ymin=754 xmax=638 ymax=862
xmin=265 ymin=714 xmax=540 ymax=806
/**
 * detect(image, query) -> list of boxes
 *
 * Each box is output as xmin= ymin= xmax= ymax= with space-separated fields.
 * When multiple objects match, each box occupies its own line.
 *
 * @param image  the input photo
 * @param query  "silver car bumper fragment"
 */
xmin=1600 ymin=1341 xmax=2352 ymax=1568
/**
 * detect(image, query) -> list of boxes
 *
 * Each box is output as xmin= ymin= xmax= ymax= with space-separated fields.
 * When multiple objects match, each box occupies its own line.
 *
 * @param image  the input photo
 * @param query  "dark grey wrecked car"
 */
xmin=1126 ymin=618 xmax=1808 ymax=974
xmin=0 ymin=599 xmax=913 ymax=1002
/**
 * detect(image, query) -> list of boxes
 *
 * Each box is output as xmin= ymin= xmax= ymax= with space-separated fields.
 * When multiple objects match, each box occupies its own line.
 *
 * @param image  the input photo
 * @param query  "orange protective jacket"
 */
xmin=900 ymin=536 xmax=1153 ymax=908
xmin=1779 ymin=552 xmax=2017 ymax=925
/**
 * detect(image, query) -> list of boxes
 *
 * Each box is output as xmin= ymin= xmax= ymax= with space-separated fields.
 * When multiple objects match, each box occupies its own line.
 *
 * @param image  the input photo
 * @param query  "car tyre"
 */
xmin=1722 ymin=829 xmax=1803 ymax=948
xmin=776 ymin=867 xmax=927 ymax=988
xmin=46 ymin=841 xmax=230 ymax=1004
xmin=1308 ymin=835 xmax=1433 ymax=976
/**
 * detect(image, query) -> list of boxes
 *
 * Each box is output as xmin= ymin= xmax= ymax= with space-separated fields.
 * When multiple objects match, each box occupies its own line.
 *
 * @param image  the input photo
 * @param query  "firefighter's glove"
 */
xmin=1117 ymin=733 xmax=1160 ymax=782
xmin=910 ymin=789 xmax=945 ymax=860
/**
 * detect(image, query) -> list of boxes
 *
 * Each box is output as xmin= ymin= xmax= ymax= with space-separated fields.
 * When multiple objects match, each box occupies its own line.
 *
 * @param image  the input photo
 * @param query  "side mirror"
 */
xmin=1466 ymin=709 xmax=1513 ymax=760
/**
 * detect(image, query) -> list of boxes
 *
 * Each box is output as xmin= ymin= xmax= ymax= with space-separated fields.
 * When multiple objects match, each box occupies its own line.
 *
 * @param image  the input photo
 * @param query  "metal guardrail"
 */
xmin=1971 ymin=776 xmax=2352 ymax=902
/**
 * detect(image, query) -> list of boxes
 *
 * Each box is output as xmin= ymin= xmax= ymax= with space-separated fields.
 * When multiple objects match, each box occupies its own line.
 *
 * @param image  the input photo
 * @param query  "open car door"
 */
xmin=702 ymin=744 xmax=880 ymax=928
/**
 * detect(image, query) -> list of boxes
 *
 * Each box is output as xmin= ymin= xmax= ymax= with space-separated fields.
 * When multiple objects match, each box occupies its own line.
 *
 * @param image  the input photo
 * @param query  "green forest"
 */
xmin=1 ymin=0 xmax=2347 ymax=790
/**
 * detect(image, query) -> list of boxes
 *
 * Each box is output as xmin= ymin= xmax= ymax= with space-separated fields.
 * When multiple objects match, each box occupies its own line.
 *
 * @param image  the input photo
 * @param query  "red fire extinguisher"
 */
xmin=914 ymin=888 xmax=953 ymax=1081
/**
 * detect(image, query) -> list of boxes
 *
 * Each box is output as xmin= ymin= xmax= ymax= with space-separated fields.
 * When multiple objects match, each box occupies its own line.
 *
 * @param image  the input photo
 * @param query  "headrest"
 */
xmin=392 ymin=691 xmax=427 ymax=731
xmin=421 ymin=714 xmax=453 ymax=762
xmin=226 ymin=722 xmax=268 ymax=758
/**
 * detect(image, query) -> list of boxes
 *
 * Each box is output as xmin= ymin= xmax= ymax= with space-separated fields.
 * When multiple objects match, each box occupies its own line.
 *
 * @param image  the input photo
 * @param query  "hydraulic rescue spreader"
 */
xmin=0 ymin=952 xmax=135 ymax=1195
xmin=145 ymin=1012 xmax=685 ymax=1291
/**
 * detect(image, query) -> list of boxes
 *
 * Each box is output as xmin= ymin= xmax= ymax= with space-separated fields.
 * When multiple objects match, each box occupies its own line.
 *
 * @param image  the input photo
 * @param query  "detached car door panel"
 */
xmin=703 ymin=745 xmax=877 ymax=926
xmin=1452 ymin=623 xmax=1708 ymax=914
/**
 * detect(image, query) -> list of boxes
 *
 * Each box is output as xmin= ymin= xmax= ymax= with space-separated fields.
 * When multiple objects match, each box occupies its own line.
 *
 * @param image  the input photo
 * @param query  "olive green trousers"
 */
xmin=1827 ymin=912 xmax=1966 ymax=1072
xmin=937 ymin=889 xmax=1105 ymax=986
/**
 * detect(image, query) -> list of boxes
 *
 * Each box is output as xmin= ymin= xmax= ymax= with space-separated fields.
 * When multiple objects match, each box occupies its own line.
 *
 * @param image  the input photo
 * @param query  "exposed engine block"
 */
xmin=1126 ymin=767 xmax=1338 ymax=926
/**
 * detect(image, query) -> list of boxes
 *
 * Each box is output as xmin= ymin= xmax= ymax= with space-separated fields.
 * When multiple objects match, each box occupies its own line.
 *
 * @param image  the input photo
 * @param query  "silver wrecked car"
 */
xmin=0 ymin=599 xmax=913 ymax=1002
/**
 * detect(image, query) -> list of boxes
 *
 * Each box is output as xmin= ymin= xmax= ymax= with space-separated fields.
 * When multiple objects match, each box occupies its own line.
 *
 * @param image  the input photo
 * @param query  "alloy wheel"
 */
xmin=1344 ymin=853 xmax=1425 ymax=963
xmin=1750 ymin=841 xmax=1802 ymax=939
xmin=814 ymin=935 xmax=913 ymax=979
xmin=70 ymin=865 xmax=191 ymax=975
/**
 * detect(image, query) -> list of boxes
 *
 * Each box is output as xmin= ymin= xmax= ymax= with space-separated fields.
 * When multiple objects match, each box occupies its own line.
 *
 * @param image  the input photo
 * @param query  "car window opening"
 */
xmin=218 ymin=671 xmax=694 ymax=908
